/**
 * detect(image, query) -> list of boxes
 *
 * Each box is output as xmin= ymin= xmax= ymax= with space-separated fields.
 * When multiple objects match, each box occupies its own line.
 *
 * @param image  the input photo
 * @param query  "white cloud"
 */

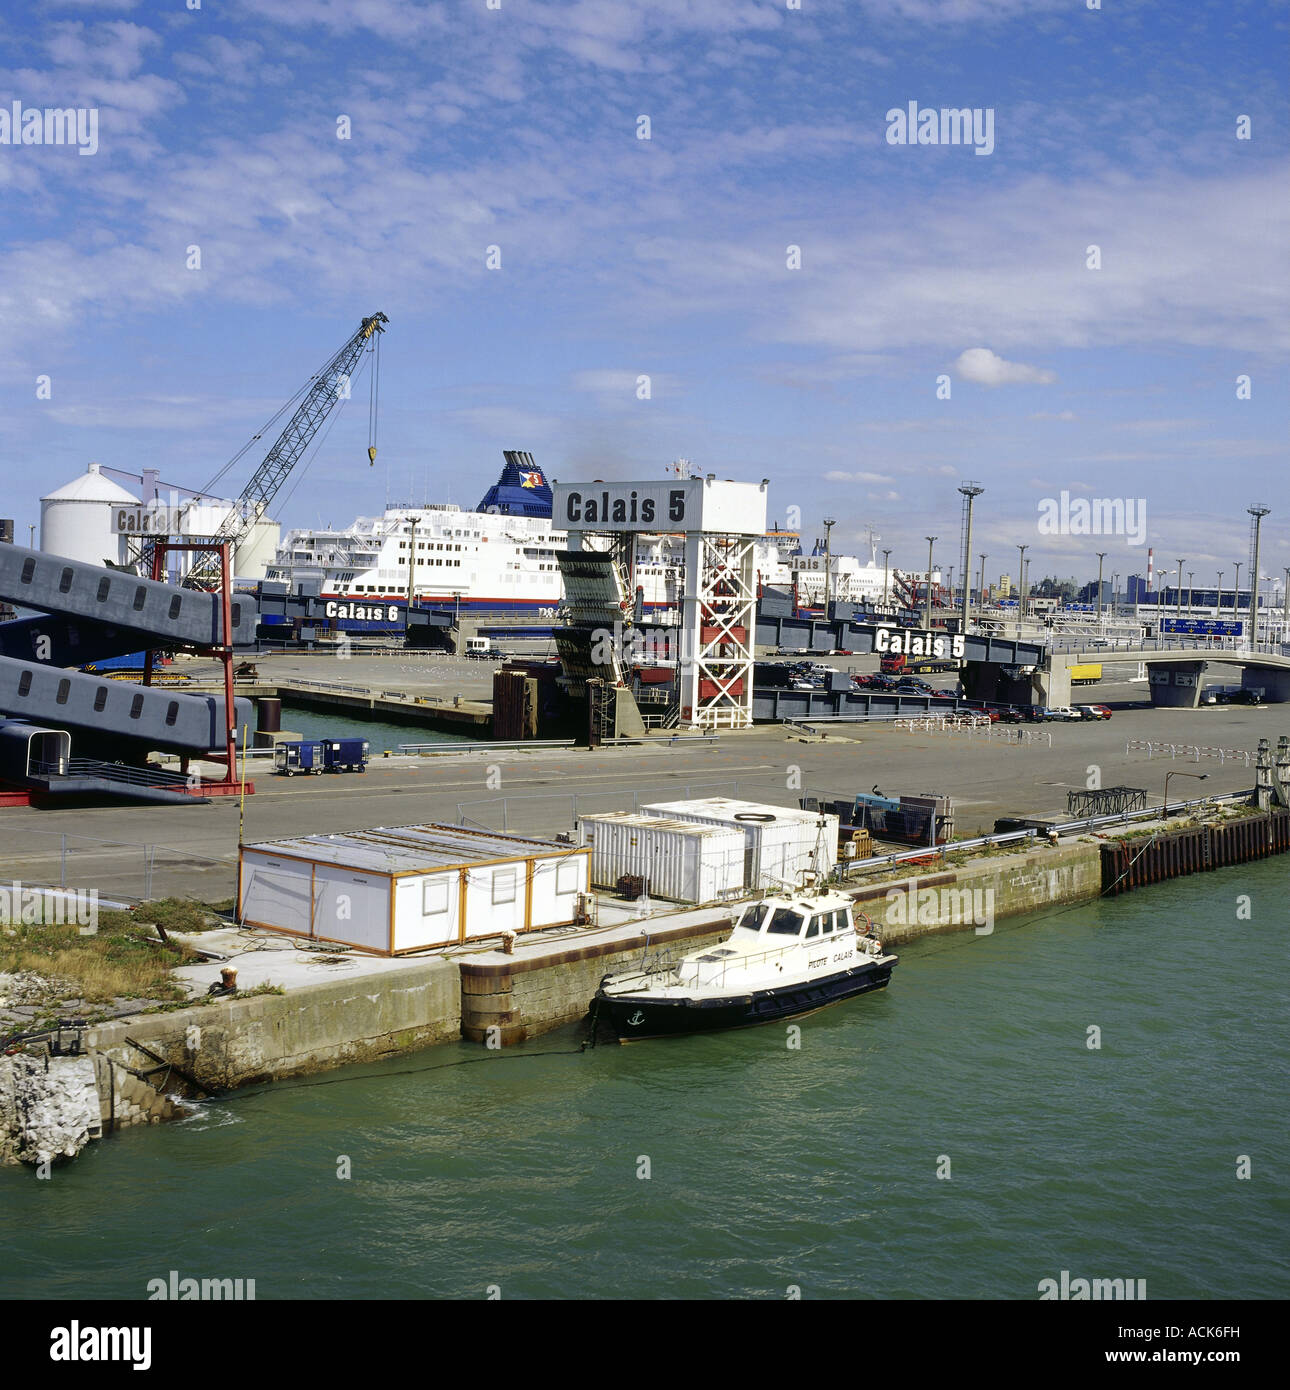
xmin=953 ymin=348 xmax=1057 ymax=387
xmin=1030 ymin=410 xmax=1076 ymax=421
xmin=571 ymin=369 xmax=649 ymax=395
xmin=824 ymin=470 xmax=894 ymax=483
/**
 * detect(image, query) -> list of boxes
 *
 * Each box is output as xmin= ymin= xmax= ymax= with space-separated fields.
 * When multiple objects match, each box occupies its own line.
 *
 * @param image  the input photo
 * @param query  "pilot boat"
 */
xmin=593 ymin=890 xmax=897 ymax=1041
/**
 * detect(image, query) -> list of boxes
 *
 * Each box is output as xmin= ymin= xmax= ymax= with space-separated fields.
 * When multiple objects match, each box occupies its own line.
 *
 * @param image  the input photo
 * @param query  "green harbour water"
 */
xmin=2 ymin=858 xmax=1287 ymax=1301
xmin=275 ymin=703 xmax=474 ymax=754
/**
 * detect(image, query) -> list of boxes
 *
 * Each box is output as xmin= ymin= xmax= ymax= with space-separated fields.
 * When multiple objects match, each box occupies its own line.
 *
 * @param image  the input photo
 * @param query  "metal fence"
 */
xmin=5 ymin=828 xmax=233 ymax=901
xmin=1125 ymin=739 xmax=1253 ymax=766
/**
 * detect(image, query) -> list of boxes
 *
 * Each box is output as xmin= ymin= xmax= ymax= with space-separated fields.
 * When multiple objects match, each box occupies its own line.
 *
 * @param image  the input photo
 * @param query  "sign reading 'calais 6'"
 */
xmin=552 ymin=479 xmax=768 ymax=536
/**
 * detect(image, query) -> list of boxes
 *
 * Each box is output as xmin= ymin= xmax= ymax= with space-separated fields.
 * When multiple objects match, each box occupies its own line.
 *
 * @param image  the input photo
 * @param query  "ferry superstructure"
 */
xmin=262 ymin=452 xmax=885 ymax=620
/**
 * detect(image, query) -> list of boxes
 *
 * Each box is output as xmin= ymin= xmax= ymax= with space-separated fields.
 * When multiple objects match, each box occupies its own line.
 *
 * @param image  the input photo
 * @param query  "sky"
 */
xmin=0 ymin=0 xmax=1286 ymax=594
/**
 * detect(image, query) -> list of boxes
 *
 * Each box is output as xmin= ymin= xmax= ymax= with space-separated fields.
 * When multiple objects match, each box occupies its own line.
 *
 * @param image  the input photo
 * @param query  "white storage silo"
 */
xmin=40 ymin=462 xmax=138 ymax=566
xmin=179 ymin=503 xmax=280 ymax=580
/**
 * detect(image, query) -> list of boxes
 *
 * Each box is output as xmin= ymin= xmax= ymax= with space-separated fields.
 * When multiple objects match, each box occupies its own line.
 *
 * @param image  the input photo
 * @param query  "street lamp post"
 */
xmin=881 ymin=548 xmax=892 ymax=611
xmin=924 ymin=537 xmax=937 ymax=630
xmin=1278 ymin=564 xmax=1290 ymax=644
xmin=1248 ymin=504 xmax=1270 ymax=644
xmin=1176 ymin=558 xmax=1185 ymax=619
xmin=1216 ymin=570 xmax=1224 ymax=618
xmin=1234 ymin=561 xmax=1242 ymax=631
xmin=978 ymin=553 xmax=987 ymax=621
xmin=1017 ymin=544 xmax=1028 ymax=625
xmin=1187 ymin=571 xmax=1194 ymax=617
xmin=1095 ymin=551 xmax=1107 ymax=620
xmin=1163 ymin=770 xmax=1208 ymax=818
xmin=958 ymin=481 xmax=984 ymax=638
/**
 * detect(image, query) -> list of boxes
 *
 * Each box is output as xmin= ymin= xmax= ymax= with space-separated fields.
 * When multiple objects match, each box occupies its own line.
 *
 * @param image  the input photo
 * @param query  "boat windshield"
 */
xmin=766 ymin=907 xmax=806 ymax=936
xmin=737 ymin=903 xmax=768 ymax=931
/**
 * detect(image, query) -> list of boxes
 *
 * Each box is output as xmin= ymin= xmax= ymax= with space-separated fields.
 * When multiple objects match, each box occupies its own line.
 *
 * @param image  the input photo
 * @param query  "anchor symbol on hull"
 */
xmin=627 ymin=1011 xmax=645 ymax=1027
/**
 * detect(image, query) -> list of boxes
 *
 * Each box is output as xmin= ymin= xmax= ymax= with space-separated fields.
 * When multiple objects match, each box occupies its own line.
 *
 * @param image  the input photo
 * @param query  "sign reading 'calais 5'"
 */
xmin=552 ymin=478 xmax=768 ymax=535
xmin=875 ymin=628 xmax=966 ymax=659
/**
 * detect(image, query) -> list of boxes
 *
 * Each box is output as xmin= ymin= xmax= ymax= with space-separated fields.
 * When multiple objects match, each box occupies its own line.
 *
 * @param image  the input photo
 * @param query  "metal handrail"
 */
xmin=836 ymin=788 xmax=1253 ymax=875
xmin=29 ymin=758 xmax=192 ymax=788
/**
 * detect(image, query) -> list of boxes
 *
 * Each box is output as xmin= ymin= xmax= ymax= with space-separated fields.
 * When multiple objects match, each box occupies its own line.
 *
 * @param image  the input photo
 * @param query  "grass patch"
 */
xmin=0 ymin=916 xmax=200 ymax=1005
xmin=136 ymin=898 xmax=223 ymax=934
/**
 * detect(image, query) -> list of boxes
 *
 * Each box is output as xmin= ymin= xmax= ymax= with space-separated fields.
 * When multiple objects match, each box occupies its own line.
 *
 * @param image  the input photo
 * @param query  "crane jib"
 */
xmin=184 ymin=312 xmax=388 ymax=589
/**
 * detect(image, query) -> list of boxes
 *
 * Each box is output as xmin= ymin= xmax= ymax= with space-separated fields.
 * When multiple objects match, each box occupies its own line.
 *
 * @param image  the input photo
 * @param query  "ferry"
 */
xmin=262 ymin=451 xmax=896 ymax=631
xmin=593 ymin=890 xmax=897 ymax=1041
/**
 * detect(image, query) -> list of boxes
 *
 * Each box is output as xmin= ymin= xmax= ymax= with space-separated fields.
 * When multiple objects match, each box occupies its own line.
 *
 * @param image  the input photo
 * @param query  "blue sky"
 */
xmin=1 ymin=0 xmax=1286 ymax=591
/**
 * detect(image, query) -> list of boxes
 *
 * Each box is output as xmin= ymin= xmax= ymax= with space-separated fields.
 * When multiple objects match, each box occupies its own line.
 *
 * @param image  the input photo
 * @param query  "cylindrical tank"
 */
xmin=40 ymin=462 xmax=138 ymax=565
xmin=178 ymin=504 xmax=279 ymax=580
xmin=257 ymin=697 xmax=282 ymax=733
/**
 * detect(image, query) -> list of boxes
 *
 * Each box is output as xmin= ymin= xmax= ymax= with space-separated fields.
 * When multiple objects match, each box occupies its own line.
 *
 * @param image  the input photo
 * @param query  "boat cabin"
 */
xmin=731 ymin=895 xmax=854 ymax=943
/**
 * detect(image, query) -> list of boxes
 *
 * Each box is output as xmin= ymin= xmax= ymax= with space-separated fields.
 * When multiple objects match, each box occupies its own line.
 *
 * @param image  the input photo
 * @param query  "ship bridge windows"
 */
xmin=766 ymin=908 xmax=806 ymax=936
xmin=737 ymin=904 xmax=768 ymax=931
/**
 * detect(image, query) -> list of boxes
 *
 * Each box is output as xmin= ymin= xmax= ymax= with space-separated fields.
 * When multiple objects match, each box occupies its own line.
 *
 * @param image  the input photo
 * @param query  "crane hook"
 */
xmin=368 ymin=446 xmax=378 ymax=467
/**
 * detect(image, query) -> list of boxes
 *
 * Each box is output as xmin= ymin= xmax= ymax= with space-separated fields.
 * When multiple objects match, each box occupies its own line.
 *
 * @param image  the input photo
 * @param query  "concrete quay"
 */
xmin=0 ymin=688 xmax=1274 ymax=903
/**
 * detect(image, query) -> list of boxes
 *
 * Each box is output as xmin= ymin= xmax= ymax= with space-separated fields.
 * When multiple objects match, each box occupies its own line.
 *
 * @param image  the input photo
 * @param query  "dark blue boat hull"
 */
xmin=595 ymin=957 xmax=896 ymax=1041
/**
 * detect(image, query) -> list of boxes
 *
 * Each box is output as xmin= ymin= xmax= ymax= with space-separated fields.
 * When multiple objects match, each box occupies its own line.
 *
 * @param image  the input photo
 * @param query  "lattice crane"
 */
xmin=183 ymin=311 xmax=388 ymax=590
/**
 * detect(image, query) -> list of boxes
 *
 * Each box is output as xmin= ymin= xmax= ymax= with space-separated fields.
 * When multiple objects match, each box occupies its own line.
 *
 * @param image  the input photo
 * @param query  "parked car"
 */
xmin=997 ymin=707 xmax=1025 ymax=724
xmin=1074 ymin=705 xmax=1103 ymax=720
xmin=1091 ymin=704 xmax=1112 ymax=719
xmin=1024 ymin=706 xmax=1048 ymax=722
xmin=1219 ymin=688 xmax=1263 ymax=705
xmin=1046 ymin=706 xmax=1081 ymax=721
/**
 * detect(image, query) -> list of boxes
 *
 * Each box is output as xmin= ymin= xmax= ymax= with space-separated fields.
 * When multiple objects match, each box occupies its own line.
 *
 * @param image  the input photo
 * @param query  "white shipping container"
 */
xmin=637 ymin=798 xmax=838 ymax=890
xmin=578 ymin=813 xmax=745 ymax=903
xmin=238 ymin=823 xmax=590 ymax=955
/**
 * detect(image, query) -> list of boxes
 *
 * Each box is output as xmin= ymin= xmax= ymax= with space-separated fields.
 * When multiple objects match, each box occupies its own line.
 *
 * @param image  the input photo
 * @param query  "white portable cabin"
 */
xmin=577 ymin=812 xmax=745 ymax=904
xmin=638 ymin=798 xmax=839 ymax=891
xmin=237 ymin=823 xmax=590 ymax=955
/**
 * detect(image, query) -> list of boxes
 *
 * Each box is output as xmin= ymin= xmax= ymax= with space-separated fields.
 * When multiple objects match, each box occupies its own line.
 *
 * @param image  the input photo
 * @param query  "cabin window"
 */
xmin=168 ymin=596 xmax=182 ymax=620
xmin=130 ymin=693 xmax=144 ymax=719
xmin=55 ymin=679 xmax=71 ymax=705
xmin=555 ymin=860 xmax=581 ymax=895
xmin=132 ymin=585 xmax=147 ymax=611
xmin=165 ymin=701 xmax=179 ymax=727
xmin=93 ymin=687 xmax=108 ymax=712
xmin=17 ymin=671 xmax=32 ymax=697
xmin=766 ymin=908 xmax=805 ymax=936
xmin=738 ymin=904 xmax=767 ymax=931
xmin=96 ymin=577 xmax=111 ymax=602
xmin=20 ymin=558 xmax=35 ymax=584
xmin=422 ymin=878 xmax=449 ymax=915
xmin=805 ymin=918 xmax=821 ymax=939
xmin=491 ymin=868 xmax=517 ymax=906
xmin=59 ymin=567 xmax=74 ymax=594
